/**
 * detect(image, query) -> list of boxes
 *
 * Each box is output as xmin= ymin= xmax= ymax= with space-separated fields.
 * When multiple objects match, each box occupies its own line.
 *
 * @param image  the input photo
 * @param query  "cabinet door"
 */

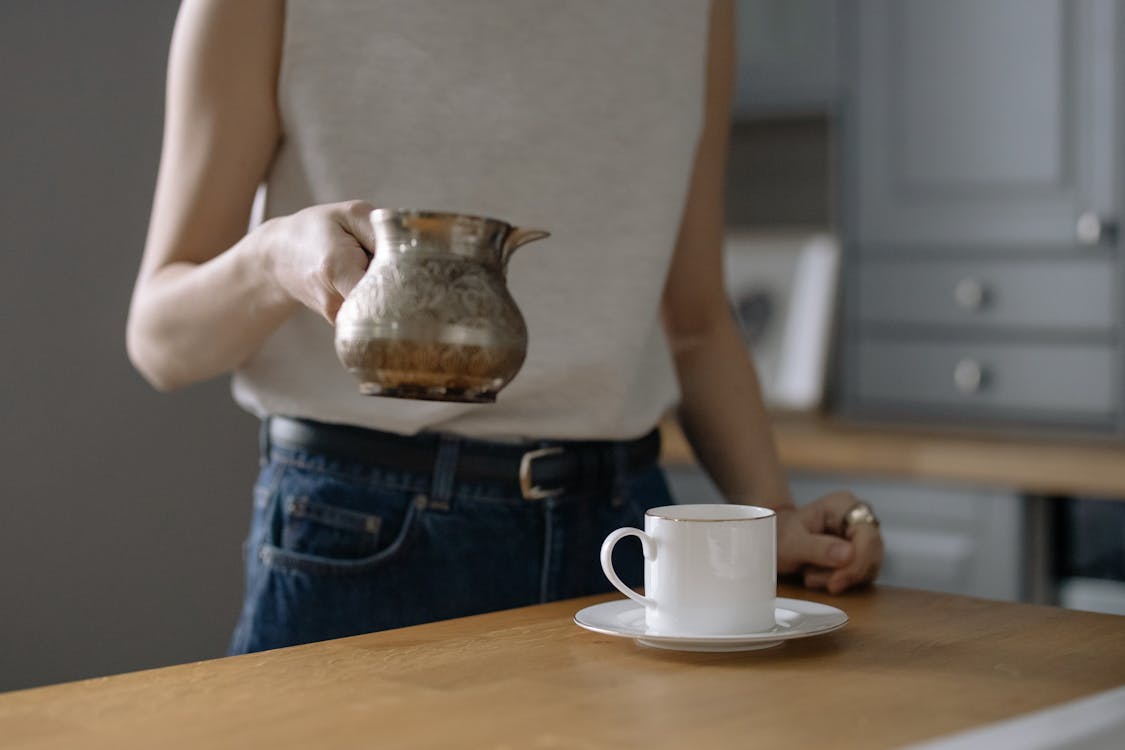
xmin=844 ymin=0 xmax=1119 ymax=249
xmin=788 ymin=475 xmax=1024 ymax=602
xmin=734 ymin=0 xmax=838 ymax=117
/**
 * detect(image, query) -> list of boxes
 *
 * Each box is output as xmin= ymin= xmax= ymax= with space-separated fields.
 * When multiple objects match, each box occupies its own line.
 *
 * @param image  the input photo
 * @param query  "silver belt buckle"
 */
xmin=519 ymin=446 xmax=565 ymax=500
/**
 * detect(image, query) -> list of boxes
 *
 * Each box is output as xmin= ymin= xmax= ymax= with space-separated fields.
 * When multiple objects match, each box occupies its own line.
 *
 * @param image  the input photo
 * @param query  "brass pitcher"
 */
xmin=335 ymin=209 xmax=549 ymax=403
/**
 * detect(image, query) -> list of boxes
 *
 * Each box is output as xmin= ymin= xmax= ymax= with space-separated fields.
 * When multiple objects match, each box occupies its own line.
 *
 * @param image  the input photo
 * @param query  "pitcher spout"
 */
xmin=501 ymin=227 xmax=551 ymax=268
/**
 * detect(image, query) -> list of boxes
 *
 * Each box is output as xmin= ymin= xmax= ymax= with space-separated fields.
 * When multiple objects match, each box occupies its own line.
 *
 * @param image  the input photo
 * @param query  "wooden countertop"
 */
xmin=661 ymin=414 xmax=1125 ymax=498
xmin=2 ymin=585 xmax=1123 ymax=749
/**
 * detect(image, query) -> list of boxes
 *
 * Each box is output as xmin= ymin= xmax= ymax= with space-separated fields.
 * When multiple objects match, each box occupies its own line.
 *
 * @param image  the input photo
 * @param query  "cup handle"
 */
xmin=600 ymin=527 xmax=655 ymax=607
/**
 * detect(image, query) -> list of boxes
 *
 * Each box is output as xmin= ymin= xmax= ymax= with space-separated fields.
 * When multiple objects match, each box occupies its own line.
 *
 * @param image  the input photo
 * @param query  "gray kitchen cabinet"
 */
xmin=844 ymin=0 xmax=1120 ymax=248
xmin=734 ymin=0 xmax=838 ymax=118
xmin=837 ymin=0 xmax=1124 ymax=434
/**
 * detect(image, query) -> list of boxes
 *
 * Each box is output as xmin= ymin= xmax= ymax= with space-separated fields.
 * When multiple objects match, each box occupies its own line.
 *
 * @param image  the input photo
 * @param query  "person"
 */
xmin=127 ymin=0 xmax=883 ymax=654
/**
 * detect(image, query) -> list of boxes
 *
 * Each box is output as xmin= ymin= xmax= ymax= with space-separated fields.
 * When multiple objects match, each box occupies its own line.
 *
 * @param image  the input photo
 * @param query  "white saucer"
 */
xmin=574 ymin=597 xmax=848 ymax=652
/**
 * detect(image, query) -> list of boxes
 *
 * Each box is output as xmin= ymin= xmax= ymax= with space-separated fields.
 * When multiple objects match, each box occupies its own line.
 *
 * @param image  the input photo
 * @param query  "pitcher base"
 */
xmin=359 ymin=383 xmax=497 ymax=403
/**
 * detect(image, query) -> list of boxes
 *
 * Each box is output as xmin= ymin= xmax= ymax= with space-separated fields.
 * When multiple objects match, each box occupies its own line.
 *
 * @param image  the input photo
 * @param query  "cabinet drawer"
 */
xmin=854 ymin=340 xmax=1117 ymax=418
xmin=856 ymin=257 xmax=1117 ymax=331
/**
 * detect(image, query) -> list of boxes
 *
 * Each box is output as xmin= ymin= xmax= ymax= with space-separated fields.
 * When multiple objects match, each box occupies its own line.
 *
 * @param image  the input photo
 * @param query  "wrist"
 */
xmin=246 ymin=218 xmax=296 ymax=313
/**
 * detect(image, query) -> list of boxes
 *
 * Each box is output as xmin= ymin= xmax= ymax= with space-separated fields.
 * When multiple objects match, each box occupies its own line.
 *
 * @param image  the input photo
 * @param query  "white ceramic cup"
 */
xmin=600 ymin=504 xmax=777 ymax=635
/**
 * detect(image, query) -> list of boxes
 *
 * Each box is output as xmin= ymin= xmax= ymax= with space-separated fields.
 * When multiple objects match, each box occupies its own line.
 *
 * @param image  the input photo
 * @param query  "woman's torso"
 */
xmin=233 ymin=0 xmax=710 ymax=440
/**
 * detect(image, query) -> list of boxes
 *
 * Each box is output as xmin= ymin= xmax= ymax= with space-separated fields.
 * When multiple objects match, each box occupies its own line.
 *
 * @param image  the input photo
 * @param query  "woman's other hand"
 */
xmin=776 ymin=491 xmax=884 ymax=594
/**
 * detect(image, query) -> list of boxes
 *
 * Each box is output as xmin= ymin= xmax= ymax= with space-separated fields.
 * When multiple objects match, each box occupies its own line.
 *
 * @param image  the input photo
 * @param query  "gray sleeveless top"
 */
xmin=233 ymin=0 xmax=710 ymax=440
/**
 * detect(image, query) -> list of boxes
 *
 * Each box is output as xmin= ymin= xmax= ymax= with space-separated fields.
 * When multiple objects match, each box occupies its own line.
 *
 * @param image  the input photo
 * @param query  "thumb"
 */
xmin=335 ymin=200 xmax=378 ymax=255
xmin=785 ymin=531 xmax=854 ymax=570
xmin=323 ymin=248 xmax=370 ymax=324
xmin=334 ymin=261 xmax=368 ymax=300
xmin=332 ymin=202 xmax=376 ymax=301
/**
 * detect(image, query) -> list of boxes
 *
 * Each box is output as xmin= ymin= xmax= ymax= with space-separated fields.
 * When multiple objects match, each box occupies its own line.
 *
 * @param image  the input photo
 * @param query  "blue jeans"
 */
xmin=228 ymin=426 xmax=673 ymax=654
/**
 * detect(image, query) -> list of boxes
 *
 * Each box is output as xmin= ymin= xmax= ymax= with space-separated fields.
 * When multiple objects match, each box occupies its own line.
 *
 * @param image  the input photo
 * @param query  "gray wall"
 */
xmin=0 ymin=2 xmax=258 ymax=691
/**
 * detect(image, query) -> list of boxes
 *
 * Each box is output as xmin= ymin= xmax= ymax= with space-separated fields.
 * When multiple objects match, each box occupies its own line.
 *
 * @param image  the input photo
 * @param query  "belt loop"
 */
xmin=429 ymin=434 xmax=461 ymax=511
xmin=258 ymin=417 xmax=272 ymax=468
xmin=610 ymin=442 xmax=629 ymax=508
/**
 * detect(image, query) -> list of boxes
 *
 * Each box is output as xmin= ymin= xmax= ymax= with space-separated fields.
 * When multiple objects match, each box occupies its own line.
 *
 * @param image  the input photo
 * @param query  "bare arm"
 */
xmin=127 ymin=0 xmax=372 ymax=391
xmin=663 ymin=0 xmax=882 ymax=593
xmin=662 ymin=0 xmax=792 ymax=511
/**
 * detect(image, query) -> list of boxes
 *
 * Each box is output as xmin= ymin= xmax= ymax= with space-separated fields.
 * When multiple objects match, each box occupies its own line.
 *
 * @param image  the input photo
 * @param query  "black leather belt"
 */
xmin=266 ymin=416 xmax=662 ymax=500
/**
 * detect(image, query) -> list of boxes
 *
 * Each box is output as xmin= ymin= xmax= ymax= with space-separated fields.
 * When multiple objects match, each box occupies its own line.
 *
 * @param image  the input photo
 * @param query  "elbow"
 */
xmin=126 ymin=313 xmax=188 ymax=393
xmin=662 ymin=300 xmax=737 ymax=360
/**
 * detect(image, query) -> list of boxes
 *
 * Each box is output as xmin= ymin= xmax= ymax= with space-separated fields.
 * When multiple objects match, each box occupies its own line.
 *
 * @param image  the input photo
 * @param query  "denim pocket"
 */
xmin=257 ymin=470 xmax=425 ymax=580
xmin=280 ymin=495 xmax=383 ymax=559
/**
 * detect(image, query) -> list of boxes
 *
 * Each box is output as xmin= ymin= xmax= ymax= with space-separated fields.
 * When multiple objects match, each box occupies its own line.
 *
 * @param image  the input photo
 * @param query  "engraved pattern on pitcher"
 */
xmin=352 ymin=257 xmax=525 ymax=340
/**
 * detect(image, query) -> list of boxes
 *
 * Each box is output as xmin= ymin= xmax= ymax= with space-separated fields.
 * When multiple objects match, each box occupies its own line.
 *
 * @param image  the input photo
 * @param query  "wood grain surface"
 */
xmin=661 ymin=414 xmax=1125 ymax=499
xmin=1 ymin=585 xmax=1122 ymax=749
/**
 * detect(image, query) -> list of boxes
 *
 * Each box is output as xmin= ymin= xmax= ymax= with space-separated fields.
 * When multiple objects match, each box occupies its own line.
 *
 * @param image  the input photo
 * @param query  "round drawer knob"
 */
xmin=953 ymin=278 xmax=988 ymax=311
xmin=953 ymin=359 xmax=986 ymax=394
xmin=1076 ymin=212 xmax=1119 ymax=246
